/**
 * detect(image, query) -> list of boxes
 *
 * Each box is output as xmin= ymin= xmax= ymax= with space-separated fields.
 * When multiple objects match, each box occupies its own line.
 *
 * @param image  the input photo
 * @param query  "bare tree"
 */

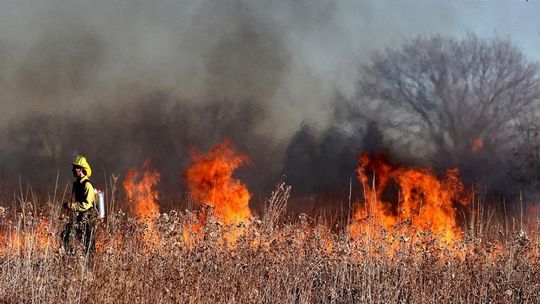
xmin=358 ymin=34 xmax=540 ymax=171
xmin=512 ymin=113 xmax=540 ymax=187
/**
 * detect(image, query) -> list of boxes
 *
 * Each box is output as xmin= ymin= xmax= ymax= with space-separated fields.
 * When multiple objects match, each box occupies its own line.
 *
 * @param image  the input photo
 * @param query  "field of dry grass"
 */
xmin=0 ymin=186 xmax=539 ymax=304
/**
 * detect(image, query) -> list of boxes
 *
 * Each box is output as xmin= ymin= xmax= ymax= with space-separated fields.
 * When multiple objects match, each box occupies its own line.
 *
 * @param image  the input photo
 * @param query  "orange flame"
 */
xmin=472 ymin=138 xmax=484 ymax=152
xmin=185 ymin=140 xmax=251 ymax=226
xmin=351 ymin=153 xmax=468 ymax=243
xmin=0 ymin=219 xmax=53 ymax=255
xmin=123 ymin=160 xmax=160 ymax=221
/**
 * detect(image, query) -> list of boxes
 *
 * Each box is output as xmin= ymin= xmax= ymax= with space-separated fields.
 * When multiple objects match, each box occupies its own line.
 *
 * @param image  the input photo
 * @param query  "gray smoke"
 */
xmin=2 ymin=0 xmax=539 ymax=209
xmin=1 ymin=97 xmax=280 ymax=202
xmin=0 ymin=0 xmax=298 ymax=199
xmin=0 ymin=0 xmax=464 ymax=137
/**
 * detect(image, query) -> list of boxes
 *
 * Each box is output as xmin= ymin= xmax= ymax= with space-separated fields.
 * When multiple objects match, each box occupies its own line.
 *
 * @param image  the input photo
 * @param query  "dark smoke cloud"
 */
xmin=282 ymin=98 xmax=386 ymax=209
xmin=0 ymin=0 xmax=464 ymax=137
xmin=3 ymin=0 xmax=537 ymax=210
xmin=0 ymin=0 xmax=294 ymax=202
xmin=0 ymin=97 xmax=280 ymax=203
xmin=0 ymin=0 xmax=292 ymax=132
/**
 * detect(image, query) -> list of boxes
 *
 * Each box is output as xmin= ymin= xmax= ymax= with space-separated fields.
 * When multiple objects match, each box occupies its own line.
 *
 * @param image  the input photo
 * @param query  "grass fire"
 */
xmin=351 ymin=153 xmax=468 ymax=244
xmin=2 ymin=2 xmax=540 ymax=302
xmin=1 ymin=140 xmax=540 ymax=303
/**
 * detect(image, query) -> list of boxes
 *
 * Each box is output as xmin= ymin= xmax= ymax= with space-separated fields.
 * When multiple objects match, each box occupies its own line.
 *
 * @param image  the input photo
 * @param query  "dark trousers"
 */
xmin=61 ymin=209 xmax=97 ymax=254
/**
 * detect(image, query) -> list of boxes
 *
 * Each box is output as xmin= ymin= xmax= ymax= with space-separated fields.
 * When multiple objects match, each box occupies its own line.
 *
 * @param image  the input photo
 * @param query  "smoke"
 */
xmin=282 ymin=98 xmax=386 ymax=208
xmin=0 ymin=0 xmax=464 ymax=133
xmin=0 ymin=0 xmax=296 ymax=197
xmin=282 ymin=32 xmax=540 ymax=207
xmin=0 ymin=97 xmax=279 ymax=202
xmin=3 ymin=0 xmax=537 ymax=209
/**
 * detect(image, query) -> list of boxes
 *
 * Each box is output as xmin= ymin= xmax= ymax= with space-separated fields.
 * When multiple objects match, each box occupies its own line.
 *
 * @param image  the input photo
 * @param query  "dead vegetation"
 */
xmin=0 ymin=185 xmax=539 ymax=304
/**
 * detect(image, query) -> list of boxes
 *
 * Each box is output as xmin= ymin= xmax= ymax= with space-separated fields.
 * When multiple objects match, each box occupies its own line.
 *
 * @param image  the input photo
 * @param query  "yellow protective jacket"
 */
xmin=68 ymin=176 xmax=95 ymax=212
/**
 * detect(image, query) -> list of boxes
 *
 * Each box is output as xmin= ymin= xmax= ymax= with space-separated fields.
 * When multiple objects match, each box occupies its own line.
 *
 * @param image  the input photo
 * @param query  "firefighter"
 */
xmin=61 ymin=155 xmax=97 ymax=255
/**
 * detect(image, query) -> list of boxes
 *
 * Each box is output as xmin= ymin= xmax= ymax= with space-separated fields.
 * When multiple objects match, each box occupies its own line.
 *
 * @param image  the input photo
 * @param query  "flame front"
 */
xmin=351 ymin=153 xmax=468 ymax=243
xmin=185 ymin=140 xmax=251 ymax=226
xmin=123 ymin=160 xmax=160 ymax=221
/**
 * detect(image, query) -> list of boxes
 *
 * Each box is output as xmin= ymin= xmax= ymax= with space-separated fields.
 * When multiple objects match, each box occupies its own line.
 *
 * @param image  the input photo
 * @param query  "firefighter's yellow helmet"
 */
xmin=72 ymin=155 xmax=92 ymax=177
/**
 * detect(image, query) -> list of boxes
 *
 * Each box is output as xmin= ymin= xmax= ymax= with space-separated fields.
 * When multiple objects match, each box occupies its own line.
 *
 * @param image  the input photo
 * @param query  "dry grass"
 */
xmin=0 ymin=189 xmax=539 ymax=304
